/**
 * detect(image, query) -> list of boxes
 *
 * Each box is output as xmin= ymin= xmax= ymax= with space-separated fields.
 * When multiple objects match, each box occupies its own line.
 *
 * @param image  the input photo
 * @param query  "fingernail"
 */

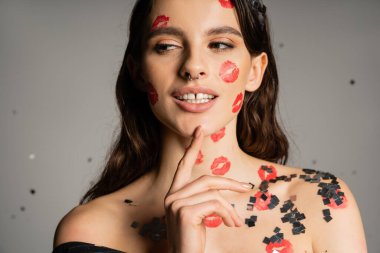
xmin=241 ymin=183 xmax=252 ymax=189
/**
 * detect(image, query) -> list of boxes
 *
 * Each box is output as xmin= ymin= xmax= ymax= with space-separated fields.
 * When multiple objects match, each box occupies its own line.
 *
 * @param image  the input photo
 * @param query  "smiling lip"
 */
xmin=171 ymin=86 xmax=219 ymax=97
xmin=172 ymin=86 xmax=219 ymax=113
xmin=173 ymin=97 xmax=218 ymax=113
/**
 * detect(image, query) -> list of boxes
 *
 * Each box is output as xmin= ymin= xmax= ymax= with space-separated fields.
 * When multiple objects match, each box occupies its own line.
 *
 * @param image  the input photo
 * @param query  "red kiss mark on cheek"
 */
xmin=253 ymin=191 xmax=272 ymax=211
xmin=219 ymin=0 xmax=235 ymax=8
xmin=151 ymin=15 xmax=170 ymax=31
xmin=219 ymin=60 xmax=239 ymax=83
xmin=258 ymin=165 xmax=278 ymax=181
xmin=232 ymin=92 xmax=243 ymax=113
xmin=203 ymin=213 xmax=223 ymax=228
xmin=195 ymin=150 xmax=204 ymax=165
xmin=210 ymin=156 xmax=231 ymax=176
xmin=147 ymin=83 xmax=159 ymax=105
xmin=324 ymin=189 xmax=348 ymax=209
xmin=210 ymin=127 xmax=226 ymax=142
xmin=266 ymin=239 xmax=294 ymax=253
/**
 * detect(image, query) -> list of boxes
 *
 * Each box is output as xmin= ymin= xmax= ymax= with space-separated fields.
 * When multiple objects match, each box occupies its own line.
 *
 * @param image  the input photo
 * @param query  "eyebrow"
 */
xmin=206 ymin=26 xmax=242 ymax=38
xmin=147 ymin=26 xmax=242 ymax=40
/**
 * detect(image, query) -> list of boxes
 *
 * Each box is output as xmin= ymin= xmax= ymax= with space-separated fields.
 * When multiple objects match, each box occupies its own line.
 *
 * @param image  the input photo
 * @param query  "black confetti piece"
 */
xmin=130 ymin=221 xmax=139 ymax=228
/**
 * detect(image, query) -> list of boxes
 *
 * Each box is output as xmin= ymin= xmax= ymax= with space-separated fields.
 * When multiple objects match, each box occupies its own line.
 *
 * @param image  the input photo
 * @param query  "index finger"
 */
xmin=169 ymin=126 xmax=204 ymax=194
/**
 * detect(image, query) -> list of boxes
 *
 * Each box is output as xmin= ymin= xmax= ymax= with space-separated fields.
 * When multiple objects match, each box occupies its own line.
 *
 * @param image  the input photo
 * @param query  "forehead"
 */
xmin=149 ymin=0 xmax=240 ymax=33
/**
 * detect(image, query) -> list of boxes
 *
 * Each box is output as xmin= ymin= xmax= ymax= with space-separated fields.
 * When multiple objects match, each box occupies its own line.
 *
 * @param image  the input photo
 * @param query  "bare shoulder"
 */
xmin=53 ymin=172 xmax=162 ymax=252
xmin=277 ymin=166 xmax=367 ymax=252
xmin=53 ymin=196 xmax=128 ymax=250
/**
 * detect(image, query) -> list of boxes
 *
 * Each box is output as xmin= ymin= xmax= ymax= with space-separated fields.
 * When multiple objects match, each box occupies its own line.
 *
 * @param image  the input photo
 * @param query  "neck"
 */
xmin=150 ymin=118 xmax=263 ymax=202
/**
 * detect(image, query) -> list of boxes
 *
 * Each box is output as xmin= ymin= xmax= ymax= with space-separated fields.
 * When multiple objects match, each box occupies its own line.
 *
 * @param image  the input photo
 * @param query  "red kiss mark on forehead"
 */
xmin=232 ymin=92 xmax=243 ymax=113
xmin=210 ymin=156 xmax=231 ymax=176
xmin=147 ymin=83 xmax=159 ymax=105
xmin=266 ymin=239 xmax=294 ymax=253
xmin=219 ymin=60 xmax=239 ymax=83
xmin=219 ymin=0 xmax=235 ymax=8
xmin=211 ymin=127 xmax=226 ymax=142
xmin=151 ymin=15 xmax=170 ymax=31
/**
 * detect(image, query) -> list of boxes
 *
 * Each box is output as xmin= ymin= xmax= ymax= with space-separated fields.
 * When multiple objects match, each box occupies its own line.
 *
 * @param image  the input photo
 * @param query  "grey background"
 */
xmin=0 ymin=0 xmax=379 ymax=252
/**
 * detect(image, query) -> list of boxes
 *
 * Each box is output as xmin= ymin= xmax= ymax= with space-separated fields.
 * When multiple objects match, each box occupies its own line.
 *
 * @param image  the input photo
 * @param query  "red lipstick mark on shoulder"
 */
xmin=211 ymin=127 xmax=226 ymax=142
xmin=210 ymin=156 xmax=231 ymax=176
xmin=219 ymin=60 xmax=239 ymax=83
xmin=253 ymin=191 xmax=272 ymax=211
xmin=232 ymin=92 xmax=243 ymax=113
xmin=151 ymin=15 xmax=170 ymax=31
xmin=196 ymin=150 xmax=204 ymax=165
xmin=147 ymin=83 xmax=158 ymax=105
xmin=266 ymin=239 xmax=294 ymax=253
xmin=258 ymin=165 xmax=278 ymax=181
xmin=203 ymin=213 xmax=223 ymax=228
xmin=219 ymin=0 xmax=235 ymax=8
xmin=325 ymin=189 xmax=348 ymax=209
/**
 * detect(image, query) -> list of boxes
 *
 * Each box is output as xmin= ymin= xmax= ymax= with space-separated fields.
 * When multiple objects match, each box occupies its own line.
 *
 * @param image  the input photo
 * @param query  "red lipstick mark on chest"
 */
xmin=210 ymin=156 xmax=231 ymax=176
xmin=253 ymin=191 xmax=272 ymax=211
xmin=325 ymin=189 xmax=348 ymax=209
xmin=266 ymin=239 xmax=294 ymax=253
xmin=196 ymin=150 xmax=204 ymax=165
xmin=151 ymin=15 xmax=170 ymax=31
xmin=147 ymin=83 xmax=158 ymax=105
xmin=203 ymin=213 xmax=223 ymax=228
xmin=232 ymin=92 xmax=243 ymax=113
xmin=219 ymin=60 xmax=239 ymax=83
xmin=219 ymin=0 xmax=235 ymax=8
xmin=258 ymin=165 xmax=278 ymax=181
xmin=211 ymin=127 xmax=226 ymax=142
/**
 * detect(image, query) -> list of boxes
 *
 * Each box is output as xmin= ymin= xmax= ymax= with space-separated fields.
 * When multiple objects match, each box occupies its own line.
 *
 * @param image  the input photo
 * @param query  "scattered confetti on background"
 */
xmin=0 ymin=0 xmax=379 ymax=252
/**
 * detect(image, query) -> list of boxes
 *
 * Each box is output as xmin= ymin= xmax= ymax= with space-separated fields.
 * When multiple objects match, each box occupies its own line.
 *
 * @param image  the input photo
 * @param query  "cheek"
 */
xmin=151 ymin=15 xmax=170 ymax=31
xmin=218 ymin=0 xmax=235 ymax=8
xmin=232 ymin=92 xmax=243 ymax=113
xmin=219 ymin=60 xmax=240 ymax=83
xmin=147 ymin=83 xmax=159 ymax=105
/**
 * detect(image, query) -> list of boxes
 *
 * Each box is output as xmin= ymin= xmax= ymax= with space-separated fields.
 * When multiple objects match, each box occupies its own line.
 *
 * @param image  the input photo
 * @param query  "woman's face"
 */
xmin=140 ymin=0 xmax=264 ymax=137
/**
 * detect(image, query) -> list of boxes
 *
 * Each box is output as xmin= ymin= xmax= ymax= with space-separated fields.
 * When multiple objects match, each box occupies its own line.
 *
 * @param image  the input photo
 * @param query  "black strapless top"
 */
xmin=52 ymin=242 xmax=125 ymax=253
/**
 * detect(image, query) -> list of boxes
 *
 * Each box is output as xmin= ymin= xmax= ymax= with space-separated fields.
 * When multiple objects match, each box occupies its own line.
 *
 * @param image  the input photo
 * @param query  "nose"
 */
xmin=179 ymin=48 xmax=208 ymax=82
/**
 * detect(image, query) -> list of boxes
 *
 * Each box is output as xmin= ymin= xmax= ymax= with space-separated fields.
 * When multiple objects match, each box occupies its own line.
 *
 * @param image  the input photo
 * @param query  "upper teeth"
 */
xmin=177 ymin=93 xmax=215 ymax=100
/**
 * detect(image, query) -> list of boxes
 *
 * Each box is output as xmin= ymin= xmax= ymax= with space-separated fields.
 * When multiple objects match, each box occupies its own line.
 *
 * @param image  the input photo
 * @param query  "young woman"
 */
xmin=52 ymin=0 xmax=367 ymax=252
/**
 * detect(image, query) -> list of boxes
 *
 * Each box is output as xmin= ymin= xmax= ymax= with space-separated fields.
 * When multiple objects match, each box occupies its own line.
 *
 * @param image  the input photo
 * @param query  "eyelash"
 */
xmin=154 ymin=41 xmax=234 ymax=54
xmin=154 ymin=43 xmax=179 ymax=54
xmin=209 ymin=42 xmax=234 ymax=51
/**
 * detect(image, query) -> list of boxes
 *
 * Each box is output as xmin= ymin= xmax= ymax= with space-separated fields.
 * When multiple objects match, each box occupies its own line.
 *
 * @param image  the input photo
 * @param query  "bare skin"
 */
xmin=53 ymin=0 xmax=367 ymax=252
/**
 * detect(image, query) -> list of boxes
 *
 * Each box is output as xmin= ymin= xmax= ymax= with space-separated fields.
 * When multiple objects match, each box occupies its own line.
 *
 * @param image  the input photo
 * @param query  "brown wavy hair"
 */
xmin=80 ymin=0 xmax=288 ymax=204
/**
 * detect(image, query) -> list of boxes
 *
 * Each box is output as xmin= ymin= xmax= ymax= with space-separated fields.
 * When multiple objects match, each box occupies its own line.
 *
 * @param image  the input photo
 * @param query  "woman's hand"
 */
xmin=164 ymin=126 xmax=251 ymax=253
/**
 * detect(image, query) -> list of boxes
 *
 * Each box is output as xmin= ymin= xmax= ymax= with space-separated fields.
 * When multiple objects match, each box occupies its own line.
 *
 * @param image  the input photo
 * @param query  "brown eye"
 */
xmin=209 ymin=42 xmax=234 ymax=51
xmin=154 ymin=43 xmax=179 ymax=54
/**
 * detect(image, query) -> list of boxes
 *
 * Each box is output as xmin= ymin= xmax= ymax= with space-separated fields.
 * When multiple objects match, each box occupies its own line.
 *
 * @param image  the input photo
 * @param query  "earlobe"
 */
xmin=245 ymin=52 xmax=268 ymax=92
xmin=126 ymin=54 xmax=148 ymax=92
